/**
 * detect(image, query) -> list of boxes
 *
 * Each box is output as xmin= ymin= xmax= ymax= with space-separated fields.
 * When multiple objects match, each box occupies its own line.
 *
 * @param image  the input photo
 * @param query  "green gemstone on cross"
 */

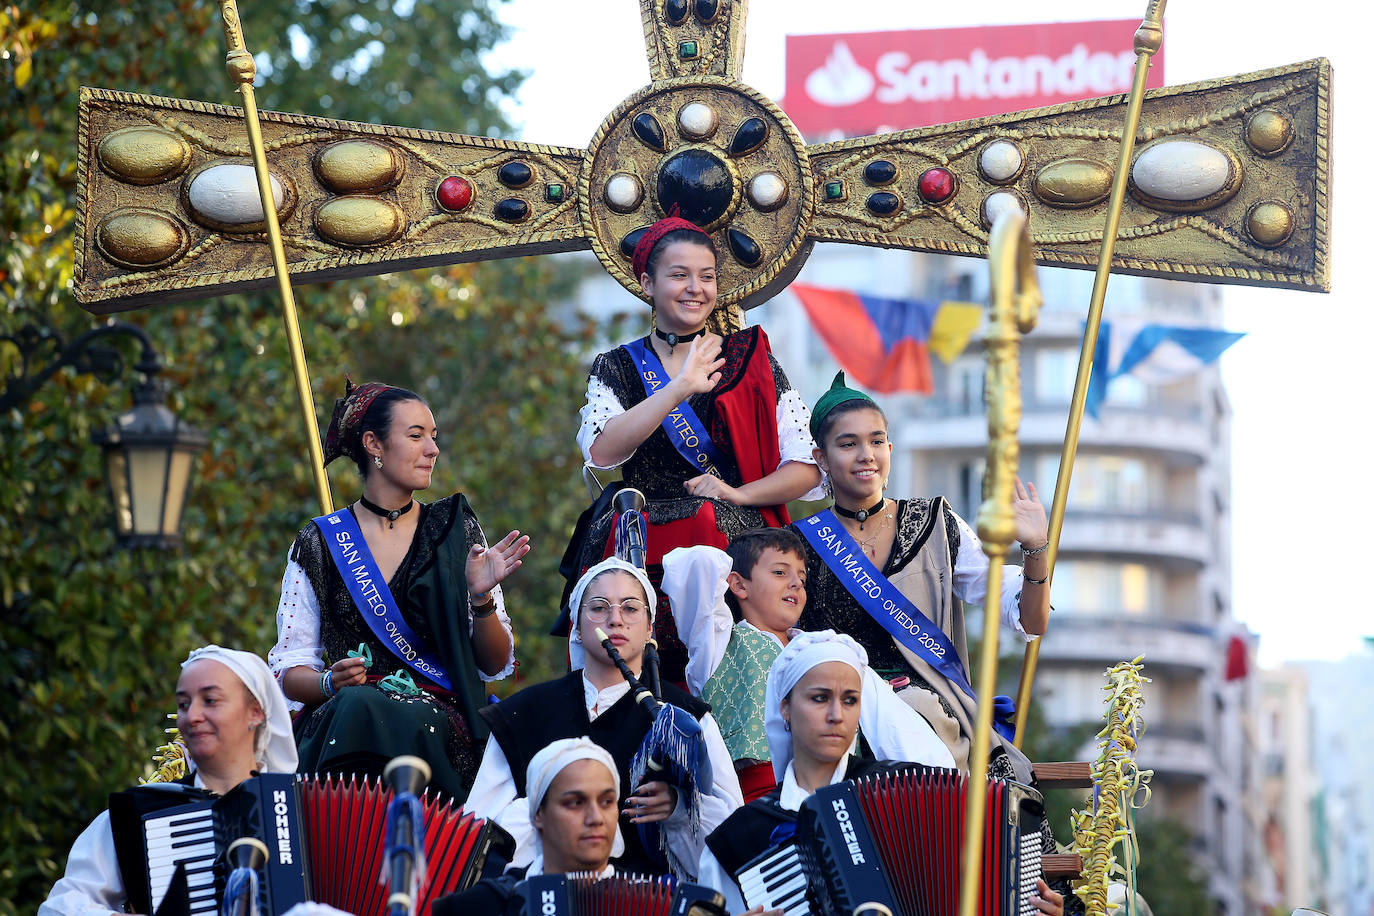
xmin=678 ymin=40 xmax=699 ymax=60
xmin=824 ymin=180 xmax=846 ymax=201
xmin=545 ymin=183 xmax=565 ymax=202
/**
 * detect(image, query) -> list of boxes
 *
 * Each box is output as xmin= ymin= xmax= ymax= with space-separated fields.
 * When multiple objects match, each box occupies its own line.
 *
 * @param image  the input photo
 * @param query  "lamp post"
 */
xmin=2 ymin=322 xmax=207 ymax=548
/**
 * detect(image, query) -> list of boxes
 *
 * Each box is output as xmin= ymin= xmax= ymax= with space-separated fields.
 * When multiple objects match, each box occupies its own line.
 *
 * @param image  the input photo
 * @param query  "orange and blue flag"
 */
xmin=791 ymin=284 xmax=981 ymax=394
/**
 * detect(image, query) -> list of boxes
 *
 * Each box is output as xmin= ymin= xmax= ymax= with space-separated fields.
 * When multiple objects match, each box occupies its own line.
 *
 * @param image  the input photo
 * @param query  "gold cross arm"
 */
xmin=73 ymin=0 xmax=1330 ymax=315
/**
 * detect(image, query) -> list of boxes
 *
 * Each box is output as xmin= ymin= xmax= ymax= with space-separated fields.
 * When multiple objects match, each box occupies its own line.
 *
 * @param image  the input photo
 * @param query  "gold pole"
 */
xmin=959 ymin=209 xmax=1042 ymax=916
xmin=216 ymin=0 xmax=333 ymax=517
xmin=1011 ymin=0 xmax=1166 ymax=748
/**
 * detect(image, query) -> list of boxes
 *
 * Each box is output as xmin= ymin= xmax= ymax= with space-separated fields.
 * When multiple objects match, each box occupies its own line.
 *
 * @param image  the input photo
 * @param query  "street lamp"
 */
xmin=2 ymin=322 xmax=207 ymax=548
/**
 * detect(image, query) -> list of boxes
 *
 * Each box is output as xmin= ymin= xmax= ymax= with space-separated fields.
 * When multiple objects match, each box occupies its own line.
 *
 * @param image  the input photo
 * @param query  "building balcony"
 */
xmin=1038 ymin=615 xmax=1218 ymax=673
xmin=901 ymin=400 xmax=1211 ymax=463
xmin=1138 ymin=720 xmax=1213 ymax=781
xmin=1057 ymin=508 xmax=1211 ymax=567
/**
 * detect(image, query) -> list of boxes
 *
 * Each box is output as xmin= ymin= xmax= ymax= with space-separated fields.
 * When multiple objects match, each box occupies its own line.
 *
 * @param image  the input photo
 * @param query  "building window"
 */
xmin=1052 ymin=560 xmax=1157 ymax=614
xmin=1036 ymin=454 xmax=1154 ymax=513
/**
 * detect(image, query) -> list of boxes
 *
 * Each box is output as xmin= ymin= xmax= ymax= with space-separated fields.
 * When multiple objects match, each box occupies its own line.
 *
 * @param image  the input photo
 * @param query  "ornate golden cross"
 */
xmin=73 ymin=0 xmax=1329 ymax=315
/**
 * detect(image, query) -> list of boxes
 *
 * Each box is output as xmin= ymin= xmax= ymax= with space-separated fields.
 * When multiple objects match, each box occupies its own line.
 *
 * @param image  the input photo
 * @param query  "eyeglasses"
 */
xmin=583 ymin=597 xmax=649 ymax=622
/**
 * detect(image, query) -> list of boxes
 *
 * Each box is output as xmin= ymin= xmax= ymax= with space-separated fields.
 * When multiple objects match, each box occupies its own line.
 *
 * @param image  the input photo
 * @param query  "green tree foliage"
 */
xmin=1 ymin=2 xmax=591 ymax=909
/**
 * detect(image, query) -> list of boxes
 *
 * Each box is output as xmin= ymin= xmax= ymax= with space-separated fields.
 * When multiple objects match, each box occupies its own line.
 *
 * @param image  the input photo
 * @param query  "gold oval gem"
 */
xmin=95 ymin=208 xmax=190 ymax=269
xmin=1246 ymin=200 xmax=1294 ymax=247
xmin=313 ymin=140 xmax=404 ymax=194
xmin=314 ymin=197 xmax=405 ymax=247
xmin=1032 ymin=158 xmax=1113 ymax=209
xmin=97 ymin=127 xmax=193 ymax=186
xmin=1245 ymin=110 xmax=1294 ymax=157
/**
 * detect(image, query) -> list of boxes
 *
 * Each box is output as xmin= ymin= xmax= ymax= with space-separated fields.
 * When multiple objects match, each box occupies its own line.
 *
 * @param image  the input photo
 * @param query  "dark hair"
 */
xmin=353 ymin=387 xmax=428 ymax=478
xmin=814 ymin=398 xmax=888 ymax=448
xmin=724 ymin=527 xmax=807 ymax=621
xmin=644 ymin=228 xmax=718 ymax=279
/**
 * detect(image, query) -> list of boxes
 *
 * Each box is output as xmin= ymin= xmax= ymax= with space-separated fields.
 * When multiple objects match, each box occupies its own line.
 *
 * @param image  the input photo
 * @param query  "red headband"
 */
xmin=631 ymin=211 xmax=712 ymax=285
xmin=323 ymin=379 xmax=395 ymax=465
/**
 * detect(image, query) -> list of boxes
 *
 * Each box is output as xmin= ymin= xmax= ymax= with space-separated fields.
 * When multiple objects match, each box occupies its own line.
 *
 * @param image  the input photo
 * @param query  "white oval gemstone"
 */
xmin=1132 ymin=141 xmax=1231 ymax=202
xmin=983 ymin=191 xmax=1025 ymax=225
xmin=748 ymin=172 xmax=787 ymax=208
xmin=677 ymin=102 xmax=717 ymax=139
xmin=188 ymin=163 xmax=284 ymax=224
xmin=980 ymin=140 xmax=1022 ymax=181
xmin=605 ymin=173 xmax=642 ymax=209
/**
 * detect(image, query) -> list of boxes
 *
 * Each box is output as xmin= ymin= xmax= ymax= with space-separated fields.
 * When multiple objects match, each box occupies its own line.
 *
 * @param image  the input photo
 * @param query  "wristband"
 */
xmin=320 ymin=669 xmax=337 ymax=699
xmin=1021 ymin=540 xmax=1049 ymax=558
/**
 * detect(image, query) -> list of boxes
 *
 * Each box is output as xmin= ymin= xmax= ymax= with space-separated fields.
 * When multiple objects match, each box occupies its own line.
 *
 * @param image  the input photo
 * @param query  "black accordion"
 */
xmin=736 ymin=767 xmax=1044 ymax=916
xmin=110 ymin=772 xmax=512 ymax=916
xmin=512 ymin=873 xmax=726 ymax=916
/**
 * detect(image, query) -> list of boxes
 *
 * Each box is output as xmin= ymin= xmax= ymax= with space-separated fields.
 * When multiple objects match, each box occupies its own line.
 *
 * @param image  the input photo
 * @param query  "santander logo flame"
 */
xmin=804 ymin=41 xmax=876 ymax=107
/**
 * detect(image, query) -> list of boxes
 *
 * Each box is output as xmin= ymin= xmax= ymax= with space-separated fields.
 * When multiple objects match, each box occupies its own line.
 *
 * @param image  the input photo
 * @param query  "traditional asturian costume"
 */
xmin=662 ymin=545 xmax=952 ymax=801
xmin=269 ymin=382 xmax=514 ymax=802
xmin=39 ymin=647 xmax=297 ymax=916
xmin=465 ymin=559 xmax=742 ymax=880
xmin=793 ymin=374 xmax=1038 ymax=781
xmin=563 ymin=216 xmax=823 ymax=684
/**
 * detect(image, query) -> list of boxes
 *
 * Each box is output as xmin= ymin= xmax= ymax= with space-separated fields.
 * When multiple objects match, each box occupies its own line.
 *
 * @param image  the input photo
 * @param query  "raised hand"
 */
xmin=465 ymin=529 xmax=531 ymax=597
xmin=672 ymin=334 xmax=725 ymax=397
xmin=1012 ymin=478 xmax=1049 ymax=549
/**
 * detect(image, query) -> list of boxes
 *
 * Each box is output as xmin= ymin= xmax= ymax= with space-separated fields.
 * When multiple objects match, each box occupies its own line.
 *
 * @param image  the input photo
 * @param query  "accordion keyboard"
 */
xmin=737 ymin=842 xmax=812 ymax=916
xmin=143 ymin=806 xmax=218 ymax=915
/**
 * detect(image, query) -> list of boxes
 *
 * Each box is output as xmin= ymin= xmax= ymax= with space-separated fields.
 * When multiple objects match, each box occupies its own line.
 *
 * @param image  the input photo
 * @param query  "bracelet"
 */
xmin=1022 ymin=570 xmax=1049 ymax=585
xmin=1020 ymin=540 xmax=1049 ymax=558
xmin=319 ymin=669 xmax=337 ymax=699
xmin=473 ymin=598 xmax=498 ymax=620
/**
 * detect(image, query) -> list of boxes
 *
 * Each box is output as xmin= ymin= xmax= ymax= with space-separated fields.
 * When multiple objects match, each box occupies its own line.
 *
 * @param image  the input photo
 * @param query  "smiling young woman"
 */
xmin=567 ymin=216 xmax=823 ymax=683
xmin=792 ymin=373 xmax=1052 ymax=783
xmin=269 ymin=379 xmax=530 ymax=803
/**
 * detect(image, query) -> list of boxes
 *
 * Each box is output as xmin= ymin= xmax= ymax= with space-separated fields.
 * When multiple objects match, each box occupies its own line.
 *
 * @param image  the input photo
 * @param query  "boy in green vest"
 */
xmin=664 ymin=528 xmax=951 ymax=802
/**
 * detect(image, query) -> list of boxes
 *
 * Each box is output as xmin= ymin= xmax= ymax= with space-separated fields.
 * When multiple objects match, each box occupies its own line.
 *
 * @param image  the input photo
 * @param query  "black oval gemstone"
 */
xmin=664 ymin=0 xmax=688 ymax=24
xmin=864 ymin=159 xmax=898 ymax=186
xmin=632 ymin=113 xmax=667 ymax=152
xmin=695 ymin=0 xmax=719 ymax=21
xmin=495 ymin=197 xmax=530 ymax=222
xmin=620 ymin=226 xmax=651 ymax=259
xmin=497 ymin=161 xmax=533 ymax=188
xmin=865 ymin=191 xmax=901 ymax=216
xmin=727 ymin=229 xmax=763 ymax=267
xmin=656 ymin=148 xmax=734 ymax=228
xmin=728 ymin=117 xmax=769 ymax=157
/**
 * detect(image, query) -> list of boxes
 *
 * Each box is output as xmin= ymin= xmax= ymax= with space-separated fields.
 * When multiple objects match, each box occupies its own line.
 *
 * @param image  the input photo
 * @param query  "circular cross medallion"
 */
xmin=581 ymin=76 xmax=814 ymax=310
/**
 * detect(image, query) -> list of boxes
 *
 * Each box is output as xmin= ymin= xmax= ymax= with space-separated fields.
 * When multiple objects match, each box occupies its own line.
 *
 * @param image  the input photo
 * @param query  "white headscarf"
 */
xmin=566 ymin=557 xmax=656 ymax=671
xmin=764 ymin=630 xmax=868 ymax=782
xmin=181 ymin=645 xmax=298 ymax=775
xmin=524 ymin=737 xmax=625 ymax=874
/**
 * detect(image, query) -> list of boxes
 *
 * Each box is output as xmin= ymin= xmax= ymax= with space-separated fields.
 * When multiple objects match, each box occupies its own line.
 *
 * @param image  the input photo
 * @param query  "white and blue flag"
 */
xmin=1086 ymin=321 xmax=1244 ymax=418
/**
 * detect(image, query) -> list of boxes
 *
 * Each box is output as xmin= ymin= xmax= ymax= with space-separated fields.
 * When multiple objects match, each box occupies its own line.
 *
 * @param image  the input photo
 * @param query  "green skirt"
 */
xmin=294 ymin=682 xmax=479 ymax=802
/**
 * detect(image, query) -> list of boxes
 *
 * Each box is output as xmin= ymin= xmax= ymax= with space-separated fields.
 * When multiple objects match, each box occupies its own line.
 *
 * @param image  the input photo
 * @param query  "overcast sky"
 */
xmin=487 ymin=0 xmax=1371 ymax=666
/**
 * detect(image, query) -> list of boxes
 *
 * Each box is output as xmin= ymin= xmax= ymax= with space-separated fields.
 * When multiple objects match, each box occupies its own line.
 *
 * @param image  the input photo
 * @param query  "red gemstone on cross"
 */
xmin=918 ymin=168 xmax=956 ymax=204
xmin=437 ymin=176 xmax=473 ymax=211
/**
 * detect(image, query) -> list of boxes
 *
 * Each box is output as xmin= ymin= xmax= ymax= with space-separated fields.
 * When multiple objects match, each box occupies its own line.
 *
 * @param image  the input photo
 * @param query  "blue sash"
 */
xmin=622 ymin=337 xmax=728 ymax=478
xmin=313 ymin=510 xmax=453 ymax=690
xmin=798 ymin=509 xmax=978 ymax=701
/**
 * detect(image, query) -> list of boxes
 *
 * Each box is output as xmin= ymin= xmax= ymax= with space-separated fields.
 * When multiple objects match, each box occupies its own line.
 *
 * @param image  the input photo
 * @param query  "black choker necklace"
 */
xmin=359 ymin=495 xmax=414 ymax=528
xmin=834 ymin=497 xmax=887 ymax=530
xmin=654 ymin=327 xmax=705 ymax=356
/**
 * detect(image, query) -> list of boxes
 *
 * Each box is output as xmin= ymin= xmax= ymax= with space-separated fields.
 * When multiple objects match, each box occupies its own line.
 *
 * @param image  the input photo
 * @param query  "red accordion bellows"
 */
xmin=300 ymin=774 xmax=503 ymax=916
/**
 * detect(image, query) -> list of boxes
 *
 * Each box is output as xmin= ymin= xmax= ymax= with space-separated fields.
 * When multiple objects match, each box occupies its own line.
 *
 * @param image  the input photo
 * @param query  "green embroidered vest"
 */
xmin=701 ymin=623 xmax=781 ymax=762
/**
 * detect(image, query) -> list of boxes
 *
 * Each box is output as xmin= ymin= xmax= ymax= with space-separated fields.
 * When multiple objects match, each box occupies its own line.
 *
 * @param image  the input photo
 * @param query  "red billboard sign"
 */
xmin=783 ymin=20 xmax=1165 ymax=139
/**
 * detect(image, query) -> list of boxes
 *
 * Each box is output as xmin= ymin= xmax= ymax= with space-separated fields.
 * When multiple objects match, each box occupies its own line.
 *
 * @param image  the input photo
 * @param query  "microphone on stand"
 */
xmin=382 ymin=755 xmax=432 ymax=916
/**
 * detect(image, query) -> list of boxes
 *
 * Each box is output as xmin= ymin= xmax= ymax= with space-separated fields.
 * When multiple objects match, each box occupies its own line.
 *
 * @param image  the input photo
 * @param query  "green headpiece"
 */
xmin=809 ymin=371 xmax=877 ymax=442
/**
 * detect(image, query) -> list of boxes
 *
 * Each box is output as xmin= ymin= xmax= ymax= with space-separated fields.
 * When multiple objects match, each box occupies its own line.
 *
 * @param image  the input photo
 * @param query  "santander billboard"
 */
xmin=783 ymin=21 xmax=1165 ymax=139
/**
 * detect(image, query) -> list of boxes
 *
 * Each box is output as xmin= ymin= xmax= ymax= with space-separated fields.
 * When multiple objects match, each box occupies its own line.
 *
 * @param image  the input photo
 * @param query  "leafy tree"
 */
xmin=1 ymin=1 xmax=591 ymax=909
